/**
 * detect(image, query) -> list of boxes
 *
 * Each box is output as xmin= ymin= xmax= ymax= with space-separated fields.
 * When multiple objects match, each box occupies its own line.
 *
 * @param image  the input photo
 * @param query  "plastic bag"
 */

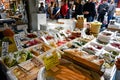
xmin=103 ymin=13 xmax=108 ymax=24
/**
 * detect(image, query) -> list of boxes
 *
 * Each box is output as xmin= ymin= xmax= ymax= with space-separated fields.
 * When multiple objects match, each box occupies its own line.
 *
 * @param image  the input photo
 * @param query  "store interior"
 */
xmin=0 ymin=0 xmax=120 ymax=80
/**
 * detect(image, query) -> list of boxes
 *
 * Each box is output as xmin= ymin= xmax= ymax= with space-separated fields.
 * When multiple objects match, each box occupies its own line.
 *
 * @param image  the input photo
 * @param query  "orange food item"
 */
xmin=54 ymin=65 xmax=88 ymax=80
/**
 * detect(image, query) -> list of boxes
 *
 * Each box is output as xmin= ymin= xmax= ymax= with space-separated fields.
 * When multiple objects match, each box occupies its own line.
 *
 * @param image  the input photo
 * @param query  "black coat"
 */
xmin=75 ymin=3 xmax=83 ymax=15
xmin=83 ymin=2 xmax=96 ymax=17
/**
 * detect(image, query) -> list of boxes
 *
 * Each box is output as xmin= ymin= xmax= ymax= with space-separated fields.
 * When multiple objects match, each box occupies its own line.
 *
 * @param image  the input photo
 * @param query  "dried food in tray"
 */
xmin=82 ymin=45 xmax=100 ymax=55
xmin=37 ymin=59 xmax=102 ymax=80
xmin=7 ymin=57 xmax=43 ymax=80
xmin=28 ymin=43 xmax=51 ymax=56
xmin=100 ymin=50 xmax=116 ymax=68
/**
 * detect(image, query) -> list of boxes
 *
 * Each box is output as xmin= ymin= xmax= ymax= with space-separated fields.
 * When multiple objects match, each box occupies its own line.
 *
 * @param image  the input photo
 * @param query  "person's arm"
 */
xmin=97 ymin=4 xmax=100 ymax=14
xmin=90 ymin=3 xmax=96 ymax=17
xmin=2 ymin=4 xmax=5 ymax=10
xmin=116 ymin=58 xmax=120 ymax=70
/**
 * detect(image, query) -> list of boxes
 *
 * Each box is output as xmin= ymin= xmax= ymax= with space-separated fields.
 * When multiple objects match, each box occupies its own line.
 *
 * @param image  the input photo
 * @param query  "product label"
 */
xmin=14 ymin=34 xmax=23 ymax=51
xmin=31 ymin=57 xmax=43 ymax=67
xmin=41 ymin=36 xmax=49 ymax=45
xmin=43 ymin=50 xmax=59 ymax=70
xmin=2 ymin=42 xmax=9 ymax=56
xmin=37 ymin=31 xmax=43 ymax=38
xmin=23 ymin=27 xmax=28 ymax=34
xmin=57 ymin=33 xmax=62 ymax=40
xmin=62 ymin=31 xmax=68 ymax=37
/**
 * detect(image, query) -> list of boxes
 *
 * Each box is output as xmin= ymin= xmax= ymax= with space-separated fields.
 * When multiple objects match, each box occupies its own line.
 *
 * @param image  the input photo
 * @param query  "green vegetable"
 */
xmin=4 ymin=57 xmax=17 ymax=67
xmin=111 ymin=51 xmax=119 ymax=56
xmin=27 ymin=51 xmax=33 ymax=60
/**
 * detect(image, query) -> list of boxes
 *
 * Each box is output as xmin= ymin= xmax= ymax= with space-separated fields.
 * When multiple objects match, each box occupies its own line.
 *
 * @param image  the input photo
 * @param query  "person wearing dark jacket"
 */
xmin=39 ymin=2 xmax=46 ymax=13
xmin=107 ymin=0 xmax=115 ymax=24
xmin=97 ymin=0 xmax=108 ymax=23
xmin=74 ymin=0 xmax=83 ymax=19
xmin=83 ymin=0 xmax=96 ymax=22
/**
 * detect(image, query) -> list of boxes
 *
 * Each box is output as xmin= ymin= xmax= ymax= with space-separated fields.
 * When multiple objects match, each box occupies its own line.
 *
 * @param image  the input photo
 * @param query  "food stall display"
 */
xmin=37 ymin=59 xmax=102 ymax=80
xmin=7 ymin=57 xmax=44 ymax=80
xmin=1 ymin=50 xmax=33 ymax=68
xmin=1 ymin=22 xmax=120 ymax=80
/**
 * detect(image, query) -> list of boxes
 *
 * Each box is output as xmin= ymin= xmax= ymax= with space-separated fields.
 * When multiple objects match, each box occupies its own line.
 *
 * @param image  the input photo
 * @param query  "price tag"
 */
xmin=2 ymin=42 xmax=9 ymax=56
xmin=57 ymin=33 xmax=62 ymax=40
xmin=23 ymin=27 xmax=28 ymax=34
xmin=38 ymin=31 xmax=43 ymax=37
xmin=14 ymin=34 xmax=23 ymax=51
xmin=43 ymin=50 xmax=59 ymax=70
xmin=53 ymin=34 xmax=58 ymax=42
xmin=31 ymin=57 xmax=43 ymax=67
xmin=41 ymin=36 xmax=49 ymax=45
xmin=19 ymin=31 xmax=26 ymax=39
xmin=62 ymin=31 xmax=68 ymax=37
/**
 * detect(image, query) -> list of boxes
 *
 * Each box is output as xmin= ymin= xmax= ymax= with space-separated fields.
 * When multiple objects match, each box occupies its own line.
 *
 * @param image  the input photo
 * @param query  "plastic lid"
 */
xmin=91 ymin=21 xmax=102 ymax=26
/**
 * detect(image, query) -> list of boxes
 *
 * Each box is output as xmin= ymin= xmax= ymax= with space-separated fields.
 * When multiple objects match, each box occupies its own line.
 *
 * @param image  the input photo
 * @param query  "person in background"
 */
xmin=47 ymin=1 xmax=54 ymax=19
xmin=116 ymin=58 xmax=120 ymax=70
xmin=52 ymin=3 xmax=61 ymax=19
xmin=74 ymin=0 xmax=83 ymax=19
xmin=83 ymin=0 xmax=96 ymax=22
xmin=97 ymin=0 xmax=108 ymax=23
xmin=39 ymin=2 xmax=45 ymax=13
xmin=1 ymin=9 xmax=8 ymax=19
xmin=115 ymin=57 xmax=120 ymax=80
xmin=0 ymin=0 xmax=5 ymax=19
xmin=107 ymin=0 xmax=115 ymax=24
xmin=60 ymin=0 xmax=69 ymax=19
xmin=118 ymin=0 xmax=120 ymax=8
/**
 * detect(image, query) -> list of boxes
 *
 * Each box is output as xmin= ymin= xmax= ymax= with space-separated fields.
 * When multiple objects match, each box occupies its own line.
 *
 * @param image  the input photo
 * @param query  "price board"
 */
xmin=43 ymin=49 xmax=59 ymax=70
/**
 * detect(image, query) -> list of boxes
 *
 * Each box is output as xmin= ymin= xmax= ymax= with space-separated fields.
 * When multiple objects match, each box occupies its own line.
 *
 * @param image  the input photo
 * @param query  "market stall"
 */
xmin=0 ymin=16 xmax=120 ymax=80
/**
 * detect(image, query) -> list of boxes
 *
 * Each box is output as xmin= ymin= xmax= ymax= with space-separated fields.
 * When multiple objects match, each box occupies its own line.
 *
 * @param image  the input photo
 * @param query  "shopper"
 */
xmin=97 ymin=0 xmax=108 ymax=23
xmin=116 ymin=58 xmax=120 ymax=70
xmin=107 ymin=0 xmax=116 ymax=24
xmin=52 ymin=3 xmax=61 ymax=19
xmin=115 ymin=57 xmax=120 ymax=80
xmin=39 ymin=2 xmax=46 ymax=13
xmin=1 ymin=9 xmax=7 ymax=19
xmin=83 ymin=0 xmax=96 ymax=22
xmin=60 ymin=0 xmax=69 ymax=19
xmin=74 ymin=0 xmax=83 ymax=19
xmin=47 ymin=1 xmax=54 ymax=19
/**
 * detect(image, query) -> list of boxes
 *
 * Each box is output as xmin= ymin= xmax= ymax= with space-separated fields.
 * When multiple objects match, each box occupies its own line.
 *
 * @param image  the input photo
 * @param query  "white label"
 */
xmin=57 ymin=33 xmax=62 ymax=40
xmin=23 ymin=27 xmax=28 ymax=34
xmin=2 ymin=42 xmax=9 ymax=56
xmin=46 ymin=52 xmax=53 ymax=58
xmin=37 ymin=31 xmax=41 ymax=38
xmin=14 ymin=34 xmax=23 ymax=51
xmin=62 ymin=31 xmax=68 ymax=37
xmin=41 ymin=36 xmax=49 ymax=45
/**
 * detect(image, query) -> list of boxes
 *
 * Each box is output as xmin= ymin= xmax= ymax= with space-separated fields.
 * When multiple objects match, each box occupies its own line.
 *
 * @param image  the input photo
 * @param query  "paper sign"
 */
xmin=43 ymin=50 xmax=59 ymax=70
xmin=14 ymin=34 xmax=23 ymax=51
xmin=2 ymin=42 xmax=9 ymax=56
xmin=41 ymin=36 xmax=49 ymax=45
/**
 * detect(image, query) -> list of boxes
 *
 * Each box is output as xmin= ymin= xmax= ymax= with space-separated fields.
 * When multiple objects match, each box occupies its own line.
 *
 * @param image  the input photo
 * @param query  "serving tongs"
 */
xmin=17 ymin=64 xmax=30 ymax=74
